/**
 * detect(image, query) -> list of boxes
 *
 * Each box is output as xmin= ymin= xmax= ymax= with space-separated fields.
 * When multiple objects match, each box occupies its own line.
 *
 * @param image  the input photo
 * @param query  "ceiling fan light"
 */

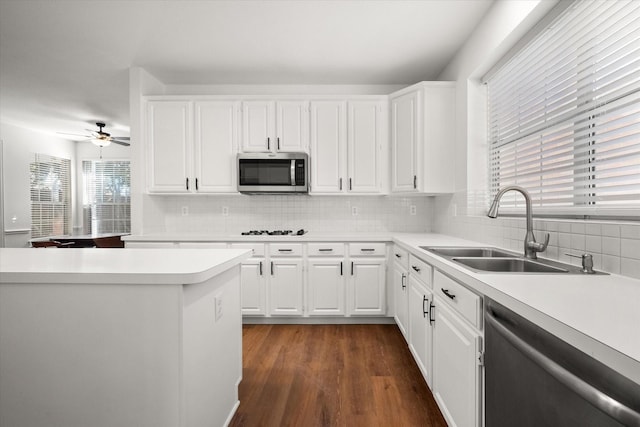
xmin=92 ymin=138 xmax=111 ymax=147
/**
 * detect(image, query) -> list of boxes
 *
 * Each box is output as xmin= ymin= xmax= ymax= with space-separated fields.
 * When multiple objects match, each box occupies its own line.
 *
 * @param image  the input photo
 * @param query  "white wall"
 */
xmin=0 ymin=122 xmax=76 ymax=247
xmin=431 ymin=1 xmax=640 ymax=280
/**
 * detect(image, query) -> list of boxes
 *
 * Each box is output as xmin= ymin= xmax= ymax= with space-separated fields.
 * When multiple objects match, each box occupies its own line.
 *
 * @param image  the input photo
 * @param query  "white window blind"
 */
xmin=82 ymin=160 xmax=131 ymax=234
xmin=487 ymin=0 xmax=640 ymax=217
xmin=30 ymin=153 xmax=71 ymax=238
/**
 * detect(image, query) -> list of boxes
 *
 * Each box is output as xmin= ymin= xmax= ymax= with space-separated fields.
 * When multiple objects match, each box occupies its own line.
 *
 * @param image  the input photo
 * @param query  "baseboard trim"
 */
xmin=242 ymin=316 xmax=395 ymax=325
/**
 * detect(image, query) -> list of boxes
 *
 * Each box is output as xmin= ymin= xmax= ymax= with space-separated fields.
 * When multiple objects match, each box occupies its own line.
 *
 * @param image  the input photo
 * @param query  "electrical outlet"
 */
xmin=222 ymin=206 xmax=229 ymax=216
xmin=352 ymin=206 xmax=358 ymax=216
xmin=410 ymin=205 xmax=417 ymax=215
xmin=181 ymin=206 xmax=189 ymax=216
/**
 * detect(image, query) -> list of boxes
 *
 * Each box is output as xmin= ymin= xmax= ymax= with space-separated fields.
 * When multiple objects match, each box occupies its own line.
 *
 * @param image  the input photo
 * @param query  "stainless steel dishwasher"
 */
xmin=485 ymin=298 xmax=640 ymax=427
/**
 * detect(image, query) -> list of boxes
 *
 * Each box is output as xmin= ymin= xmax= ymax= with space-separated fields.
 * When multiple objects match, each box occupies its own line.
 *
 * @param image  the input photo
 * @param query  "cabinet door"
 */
xmin=393 ymin=263 xmax=409 ymax=338
xmin=194 ymin=101 xmax=238 ymax=193
xmin=310 ymin=100 xmax=347 ymax=193
xmin=240 ymin=259 xmax=267 ymax=315
xmin=241 ymin=101 xmax=274 ymax=152
xmin=409 ymin=276 xmax=433 ymax=387
xmin=269 ymin=259 xmax=304 ymax=316
xmin=433 ymin=297 xmax=482 ymax=427
xmin=348 ymin=100 xmax=381 ymax=193
xmin=276 ymin=101 xmax=308 ymax=152
xmin=349 ymin=258 xmax=386 ymax=315
xmin=391 ymin=91 xmax=419 ymax=192
xmin=147 ymin=100 xmax=192 ymax=193
xmin=307 ymin=259 xmax=345 ymax=315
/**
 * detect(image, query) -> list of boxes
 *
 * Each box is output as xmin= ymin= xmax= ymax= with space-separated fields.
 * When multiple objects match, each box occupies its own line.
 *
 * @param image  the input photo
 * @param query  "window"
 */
xmin=30 ymin=154 xmax=71 ymax=238
xmin=486 ymin=0 xmax=640 ymax=217
xmin=82 ymin=160 xmax=130 ymax=233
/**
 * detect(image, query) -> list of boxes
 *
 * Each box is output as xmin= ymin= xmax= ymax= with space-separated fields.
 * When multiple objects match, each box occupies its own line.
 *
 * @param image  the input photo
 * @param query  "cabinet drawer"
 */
xmin=392 ymin=245 xmax=409 ymax=269
xmin=308 ymin=243 xmax=345 ymax=257
xmin=433 ymin=270 xmax=482 ymax=328
xmin=349 ymin=243 xmax=386 ymax=257
xmin=409 ymin=254 xmax=432 ymax=288
xmin=230 ymin=243 xmax=265 ymax=257
xmin=269 ymin=243 xmax=303 ymax=257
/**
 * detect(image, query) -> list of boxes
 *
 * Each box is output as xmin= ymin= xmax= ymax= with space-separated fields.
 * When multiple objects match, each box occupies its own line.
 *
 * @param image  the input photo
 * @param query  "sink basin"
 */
xmin=452 ymin=257 xmax=569 ymax=273
xmin=421 ymin=246 xmax=515 ymax=258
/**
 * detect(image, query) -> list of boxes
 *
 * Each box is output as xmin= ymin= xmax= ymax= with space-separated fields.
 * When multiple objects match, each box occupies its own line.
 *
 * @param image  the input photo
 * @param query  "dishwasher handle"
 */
xmin=485 ymin=308 xmax=640 ymax=426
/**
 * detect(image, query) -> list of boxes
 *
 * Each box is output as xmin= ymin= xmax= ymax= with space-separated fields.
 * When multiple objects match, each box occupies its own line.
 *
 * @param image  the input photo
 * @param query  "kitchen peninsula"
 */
xmin=0 ymin=247 xmax=251 ymax=427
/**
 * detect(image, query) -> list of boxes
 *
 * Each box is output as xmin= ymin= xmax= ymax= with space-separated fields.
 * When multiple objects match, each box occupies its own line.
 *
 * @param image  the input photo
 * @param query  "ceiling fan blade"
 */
xmin=57 ymin=132 xmax=91 ymax=138
xmin=112 ymin=136 xmax=130 ymax=141
xmin=112 ymin=140 xmax=130 ymax=147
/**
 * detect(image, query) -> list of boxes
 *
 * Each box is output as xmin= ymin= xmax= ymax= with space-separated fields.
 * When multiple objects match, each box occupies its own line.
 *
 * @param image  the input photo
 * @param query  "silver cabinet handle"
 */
xmin=485 ymin=309 xmax=640 ymax=426
xmin=278 ymin=249 xmax=292 ymax=252
xmin=412 ymin=265 xmax=421 ymax=272
xmin=318 ymin=248 xmax=333 ymax=252
xmin=360 ymin=248 xmax=375 ymax=252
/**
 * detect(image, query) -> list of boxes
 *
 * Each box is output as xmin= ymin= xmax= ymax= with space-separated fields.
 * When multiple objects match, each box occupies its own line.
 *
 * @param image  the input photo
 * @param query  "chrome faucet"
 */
xmin=487 ymin=186 xmax=550 ymax=259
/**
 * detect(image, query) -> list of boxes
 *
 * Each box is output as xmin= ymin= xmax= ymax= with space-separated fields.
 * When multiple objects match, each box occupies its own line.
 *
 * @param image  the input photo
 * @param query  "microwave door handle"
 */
xmin=291 ymin=160 xmax=296 ymax=185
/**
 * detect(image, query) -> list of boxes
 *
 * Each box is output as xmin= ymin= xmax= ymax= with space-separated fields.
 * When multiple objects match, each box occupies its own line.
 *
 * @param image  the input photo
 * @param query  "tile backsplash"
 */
xmin=433 ymin=192 xmax=640 ymax=280
xmin=143 ymin=194 xmax=432 ymax=235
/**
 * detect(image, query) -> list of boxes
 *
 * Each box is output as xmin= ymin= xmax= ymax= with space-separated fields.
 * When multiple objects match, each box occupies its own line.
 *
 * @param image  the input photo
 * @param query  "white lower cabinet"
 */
xmin=230 ymin=243 xmax=267 ymax=316
xmin=432 ymin=295 xmax=482 ymax=427
xmin=408 ymin=276 xmax=433 ymax=387
xmin=238 ymin=259 xmax=267 ymax=315
xmin=348 ymin=258 xmax=386 ymax=315
xmin=307 ymin=258 xmax=346 ymax=315
xmin=393 ymin=261 xmax=409 ymax=338
xmin=347 ymin=243 xmax=386 ymax=316
xmin=269 ymin=258 xmax=304 ymax=316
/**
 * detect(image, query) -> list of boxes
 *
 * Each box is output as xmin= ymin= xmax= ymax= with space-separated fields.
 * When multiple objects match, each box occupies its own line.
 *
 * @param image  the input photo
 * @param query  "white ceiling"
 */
xmin=0 ymin=0 xmax=494 ymax=139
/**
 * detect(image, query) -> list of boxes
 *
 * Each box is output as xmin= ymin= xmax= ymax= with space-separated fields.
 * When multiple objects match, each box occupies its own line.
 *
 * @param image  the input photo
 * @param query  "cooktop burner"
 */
xmin=241 ymin=229 xmax=306 ymax=236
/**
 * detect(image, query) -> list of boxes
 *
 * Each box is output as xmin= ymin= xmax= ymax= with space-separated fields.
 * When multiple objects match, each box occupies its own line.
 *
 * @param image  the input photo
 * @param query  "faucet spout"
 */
xmin=487 ymin=186 xmax=549 ymax=259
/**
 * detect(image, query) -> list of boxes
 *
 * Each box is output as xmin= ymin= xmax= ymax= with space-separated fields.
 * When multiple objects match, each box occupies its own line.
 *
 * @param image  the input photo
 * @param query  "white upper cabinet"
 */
xmin=390 ymin=82 xmax=455 ymax=194
xmin=147 ymin=100 xmax=192 ymax=193
xmin=241 ymin=100 xmax=308 ymax=153
xmin=310 ymin=99 xmax=386 ymax=194
xmin=391 ymin=91 xmax=419 ymax=192
xmin=309 ymin=100 xmax=347 ymax=193
xmin=241 ymin=100 xmax=274 ymax=153
xmin=194 ymin=101 xmax=238 ymax=192
xmin=146 ymin=99 xmax=238 ymax=193
xmin=276 ymin=100 xmax=309 ymax=152
xmin=348 ymin=100 xmax=384 ymax=193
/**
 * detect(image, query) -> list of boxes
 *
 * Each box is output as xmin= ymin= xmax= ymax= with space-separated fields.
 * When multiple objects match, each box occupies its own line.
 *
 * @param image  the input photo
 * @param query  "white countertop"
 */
xmin=391 ymin=233 xmax=640 ymax=386
xmin=0 ymin=248 xmax=252 ymax=285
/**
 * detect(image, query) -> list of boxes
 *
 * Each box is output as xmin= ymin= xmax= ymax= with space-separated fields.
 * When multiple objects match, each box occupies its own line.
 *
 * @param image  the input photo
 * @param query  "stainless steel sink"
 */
xmin=452 ymin=257 xmax=568 ymax=273
xmin=420 ymin=246 xmax=515 ymax=258
xmin=421 ymin=245 xmax=604 ymax=274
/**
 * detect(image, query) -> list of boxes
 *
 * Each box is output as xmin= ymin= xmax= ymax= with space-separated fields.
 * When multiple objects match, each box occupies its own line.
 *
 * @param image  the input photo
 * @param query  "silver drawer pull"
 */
xmin=319 ymin=248 xmax=333 ymax=252
xmin=412 ymin=265 xmax=421 ymax=272
xmin=360 ymin=248 xmax=375 ymax=252
xmin=278 ymin=249 xmax=293 ymax=252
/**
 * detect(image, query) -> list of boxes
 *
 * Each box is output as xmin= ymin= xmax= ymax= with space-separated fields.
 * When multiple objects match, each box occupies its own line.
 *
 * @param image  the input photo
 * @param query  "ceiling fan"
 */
xmin=59 ymin=122 xmax=130 ymax=147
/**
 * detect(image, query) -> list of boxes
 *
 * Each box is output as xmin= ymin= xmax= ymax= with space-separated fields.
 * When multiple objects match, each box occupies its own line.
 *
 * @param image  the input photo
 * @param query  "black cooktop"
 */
xmin=241 ymin=229 xmax=306 ymax=236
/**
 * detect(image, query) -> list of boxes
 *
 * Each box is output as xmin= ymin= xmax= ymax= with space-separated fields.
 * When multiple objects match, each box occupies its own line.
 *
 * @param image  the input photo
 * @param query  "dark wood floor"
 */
xmin=229 ymin=324 xmax=447 ymax=427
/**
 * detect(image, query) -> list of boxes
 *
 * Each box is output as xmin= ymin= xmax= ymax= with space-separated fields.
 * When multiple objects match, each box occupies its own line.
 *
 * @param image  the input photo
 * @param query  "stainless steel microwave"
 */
xmin=237 ymin=153 xmax=308 ymax=194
